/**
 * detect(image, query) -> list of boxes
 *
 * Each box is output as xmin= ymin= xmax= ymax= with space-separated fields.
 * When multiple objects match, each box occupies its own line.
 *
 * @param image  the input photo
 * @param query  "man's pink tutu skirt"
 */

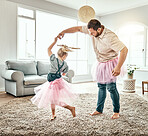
xmin=31 ymin=78 xmax=76 ymax=108
xmin=91 ymin=57 xmax=126 ymax=84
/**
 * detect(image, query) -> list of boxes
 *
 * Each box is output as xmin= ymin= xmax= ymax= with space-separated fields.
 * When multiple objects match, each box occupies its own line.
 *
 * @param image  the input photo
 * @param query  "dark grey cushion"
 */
xmin=6 ymin=61 xmax=37 ymax=75
xmin=37 ymin=61 xmax=50 ymax=76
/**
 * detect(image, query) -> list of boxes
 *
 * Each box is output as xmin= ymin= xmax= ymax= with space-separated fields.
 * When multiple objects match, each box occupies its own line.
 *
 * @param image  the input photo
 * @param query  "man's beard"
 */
xmin=95 ymin=31 xmax=100 ymax=37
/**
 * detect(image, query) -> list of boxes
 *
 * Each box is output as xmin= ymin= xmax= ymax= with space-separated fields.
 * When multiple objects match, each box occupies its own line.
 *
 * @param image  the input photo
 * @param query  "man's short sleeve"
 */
xmin=108 ymin=33 xmax=126 ymax=52
xmin=82 ymin=26 xmax=89 ymax=34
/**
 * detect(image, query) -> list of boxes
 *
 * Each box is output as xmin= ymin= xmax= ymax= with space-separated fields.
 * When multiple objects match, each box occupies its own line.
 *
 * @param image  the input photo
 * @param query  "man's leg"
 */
xmin=90 ymin=83 xmax=106 ymax=116
xmin=107 ymin=82 xmax=120 ymax=119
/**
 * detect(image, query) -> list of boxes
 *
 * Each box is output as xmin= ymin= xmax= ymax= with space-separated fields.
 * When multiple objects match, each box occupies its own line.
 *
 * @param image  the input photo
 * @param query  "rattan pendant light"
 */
xmin=78 ymin=0 xmax=95 ymax=23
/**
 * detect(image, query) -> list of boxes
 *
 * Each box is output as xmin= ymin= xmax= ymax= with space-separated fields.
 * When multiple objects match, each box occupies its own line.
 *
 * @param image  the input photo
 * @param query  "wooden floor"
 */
xmin=0 ymin=82 xmax=148 ymax=107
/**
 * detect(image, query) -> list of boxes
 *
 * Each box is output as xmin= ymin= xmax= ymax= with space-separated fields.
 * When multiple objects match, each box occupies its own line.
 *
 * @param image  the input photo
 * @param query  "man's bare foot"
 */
xmin=50 ymin=115 xmax=56 ymax=121
xmin=90 ymin=111 xmax=102 ymax=116
xmin=111 ymin=113 xmax=120 ymax=119
xmin=70 ymin=107 xmax=76 ymax=117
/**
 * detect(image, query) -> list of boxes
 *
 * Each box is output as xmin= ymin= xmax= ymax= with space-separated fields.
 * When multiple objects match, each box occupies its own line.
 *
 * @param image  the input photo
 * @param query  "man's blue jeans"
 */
xmin=96 ymin=82 xmax=120 ymax=113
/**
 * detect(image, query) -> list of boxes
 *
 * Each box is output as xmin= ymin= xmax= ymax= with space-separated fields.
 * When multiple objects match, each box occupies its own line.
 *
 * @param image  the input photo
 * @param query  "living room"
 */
xmin=0 ymin=0 xmax=148 ymax=135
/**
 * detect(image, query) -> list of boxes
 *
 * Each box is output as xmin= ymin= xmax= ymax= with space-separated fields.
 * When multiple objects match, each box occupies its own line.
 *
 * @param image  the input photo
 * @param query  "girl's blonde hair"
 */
xmin=57 ymin=48 xmax=68 ymax=57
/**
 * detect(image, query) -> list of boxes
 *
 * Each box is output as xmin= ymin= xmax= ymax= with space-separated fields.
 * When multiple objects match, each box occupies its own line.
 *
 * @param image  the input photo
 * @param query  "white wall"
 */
xmin=100 ymin=4 xmax=148 ymax=31
xmin=0 ymin=0 xmax=17 ymax=91
xmin=134 ymin=70 xmax=148 ymax=87
xmin=100 ymin=5 xmax=148 ymax=87
xmin=0 ymin=0 xmax=17 ymax=63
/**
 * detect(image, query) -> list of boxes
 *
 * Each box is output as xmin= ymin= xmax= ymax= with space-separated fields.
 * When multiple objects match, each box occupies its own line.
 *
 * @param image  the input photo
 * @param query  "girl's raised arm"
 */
xmin=48 ymin=37 xmax=58 ymax=56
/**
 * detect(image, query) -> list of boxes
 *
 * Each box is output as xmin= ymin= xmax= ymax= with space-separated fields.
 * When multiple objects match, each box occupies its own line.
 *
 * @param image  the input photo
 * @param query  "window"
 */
xmin=18 ymin=7 xmax=34 ymax=18
xmin=17 ymin=7 xmax=35 ymax=59
xmin=117 ymin=23 xmax=148 ymax=68
xmin=36 ymin=11 xmax=88 ymax=75
xmin=75 ymin=22 xmax=89 ymax=75
xmin=17 ymin=8 xmax=89 ymax=75
xmin=36 ymin=11 xmax=77 ymax=60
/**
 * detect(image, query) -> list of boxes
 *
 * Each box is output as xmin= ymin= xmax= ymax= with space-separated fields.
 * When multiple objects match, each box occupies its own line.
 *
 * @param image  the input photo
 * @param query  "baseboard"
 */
xmin=0 ymin=88 xmax=5 ymax=91
xmin=72 ymin=75 xmax=93 ymax=83
xmin=72 ymin=79 xmax=93 ymax=83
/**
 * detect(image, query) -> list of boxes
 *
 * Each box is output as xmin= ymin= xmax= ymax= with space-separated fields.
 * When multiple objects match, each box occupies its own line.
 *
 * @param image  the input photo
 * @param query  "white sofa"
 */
xmin=1 ymin=61 xmax=74 ymax=97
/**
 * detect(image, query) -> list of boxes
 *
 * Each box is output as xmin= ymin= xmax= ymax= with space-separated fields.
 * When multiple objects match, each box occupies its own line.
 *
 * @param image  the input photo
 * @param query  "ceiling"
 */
xmin=45 ymin=0 xmax=148 ymax=16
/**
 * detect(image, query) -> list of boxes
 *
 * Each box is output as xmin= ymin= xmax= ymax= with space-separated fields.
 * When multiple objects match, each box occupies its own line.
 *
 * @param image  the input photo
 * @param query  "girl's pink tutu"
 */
xmin=91 ymin=57 xmax=126 ymax=84
xmin=31 ymin=78 xmax=76 ymax=108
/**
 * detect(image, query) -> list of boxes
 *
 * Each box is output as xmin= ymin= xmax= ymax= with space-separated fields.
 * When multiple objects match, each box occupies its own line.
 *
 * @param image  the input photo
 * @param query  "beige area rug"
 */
xmin=0 ymin=93 xmax=148 ymax=136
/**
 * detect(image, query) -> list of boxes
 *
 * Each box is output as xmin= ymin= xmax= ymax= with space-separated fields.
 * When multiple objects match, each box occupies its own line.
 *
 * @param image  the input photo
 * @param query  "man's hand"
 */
xmin=57 ymin=32 xmax=64 ymax=39
xmin=112 ymin=66 xmax=121 ymax=77
xmin=112 ymin=47 xmax=128 ymax=77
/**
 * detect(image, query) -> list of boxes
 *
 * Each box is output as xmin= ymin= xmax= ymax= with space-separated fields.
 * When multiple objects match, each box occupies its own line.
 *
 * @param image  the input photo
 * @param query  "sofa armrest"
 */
xmin=1 ymin=69 xmax=24 ymax=82
xmin=66 ymin=70 xmax=74 ymax=83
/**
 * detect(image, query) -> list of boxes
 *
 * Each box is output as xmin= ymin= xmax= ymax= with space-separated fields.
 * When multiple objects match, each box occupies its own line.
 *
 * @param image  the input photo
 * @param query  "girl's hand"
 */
xmin=48 ymin=37 xmax=58 ymax=56
xmin=62 ymin=73 xmax=66 ymax=76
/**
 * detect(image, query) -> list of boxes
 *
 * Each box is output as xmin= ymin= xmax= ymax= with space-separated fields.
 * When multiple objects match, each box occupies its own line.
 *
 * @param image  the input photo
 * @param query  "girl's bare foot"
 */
xmin=64 ymin=105 xmax=76 ymax=117
xmin=50 ymin=115 xmax=56 ymax=121
xmin=111 ymin=113 xmax=120 ymax=119
xmin=70 ymin=107 xmax=76 ymax=117
xmin=90 ymin=111 xmax=102 ymax=116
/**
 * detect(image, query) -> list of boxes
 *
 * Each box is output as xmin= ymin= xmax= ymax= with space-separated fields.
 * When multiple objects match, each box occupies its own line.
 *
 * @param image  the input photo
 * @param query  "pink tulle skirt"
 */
xmin=31 ymin=78 xmax=76 ymax=108
xmin=91 ymin=57 xmax=126 ymax=84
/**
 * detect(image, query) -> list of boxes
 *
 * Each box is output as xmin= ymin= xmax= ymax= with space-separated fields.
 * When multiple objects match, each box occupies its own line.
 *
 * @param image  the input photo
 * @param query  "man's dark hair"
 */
xmin=87 ymin=19 xmax=101 ymax=31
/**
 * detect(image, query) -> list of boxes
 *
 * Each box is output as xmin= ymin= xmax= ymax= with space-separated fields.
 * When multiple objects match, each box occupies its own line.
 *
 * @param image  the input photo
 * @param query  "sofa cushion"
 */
xmin=37 ymin=61 xmax=50 ymax=76
xmin=24 ymin=75 xmax=47 ymax=85
xmin=41 ymin=75 xmax=47 ymax=78
xmin=6 ymin=61 xmax=37 ymax=75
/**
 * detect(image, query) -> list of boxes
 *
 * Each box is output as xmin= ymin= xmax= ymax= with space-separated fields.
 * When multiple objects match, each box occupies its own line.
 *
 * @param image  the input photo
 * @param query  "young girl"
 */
xmin=31 ymin=37 xmax=76 ymax=120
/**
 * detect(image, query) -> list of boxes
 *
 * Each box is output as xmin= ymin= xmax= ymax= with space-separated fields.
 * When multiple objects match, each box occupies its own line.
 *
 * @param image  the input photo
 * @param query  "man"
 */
xmin=57 ymin=19 xmax=128 ymax=119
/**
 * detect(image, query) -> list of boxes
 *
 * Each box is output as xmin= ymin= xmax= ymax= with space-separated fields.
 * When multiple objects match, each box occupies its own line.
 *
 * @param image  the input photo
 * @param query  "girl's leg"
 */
xmin=60 ymin=102 xmax=76 ymax=117
xmin=51 ymin=104 xmax=56 ymax=120
xmin=64 ymin=105 xmax=76 ymax=117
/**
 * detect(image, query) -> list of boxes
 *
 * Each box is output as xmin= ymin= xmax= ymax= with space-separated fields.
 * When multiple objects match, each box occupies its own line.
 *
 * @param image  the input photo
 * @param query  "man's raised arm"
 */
xmin=57 ymin=26 xmax=82 ymax=39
